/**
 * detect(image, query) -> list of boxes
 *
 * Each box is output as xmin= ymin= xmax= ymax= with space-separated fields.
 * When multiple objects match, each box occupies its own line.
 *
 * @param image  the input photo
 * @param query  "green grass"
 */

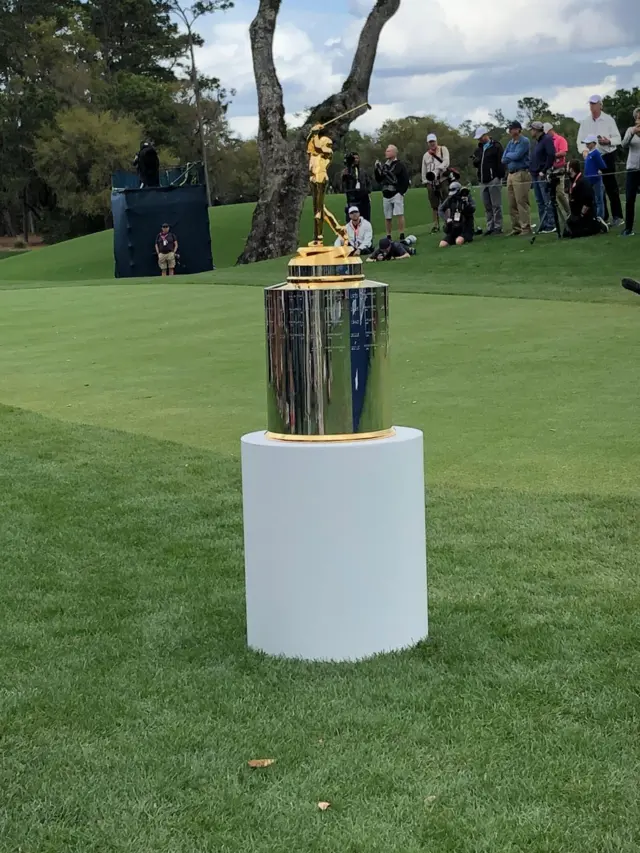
xmin=1 ymin=189 xmax=638 ymax=306
xmin=2 ymin=195 xmax=640 ymax=851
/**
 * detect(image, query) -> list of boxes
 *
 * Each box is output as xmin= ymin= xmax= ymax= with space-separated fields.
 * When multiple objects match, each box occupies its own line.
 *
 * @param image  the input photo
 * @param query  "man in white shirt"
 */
xmin=421 ymin=133 xmax=451 ymax=233
xmin=334 ymin=206 xmax=374 ymax=255
xmin=577 ymin=94 xmax=623 ymax=226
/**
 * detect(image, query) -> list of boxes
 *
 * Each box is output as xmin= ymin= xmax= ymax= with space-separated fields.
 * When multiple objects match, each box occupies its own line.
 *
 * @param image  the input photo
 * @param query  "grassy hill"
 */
xmin=0 ymin=191 xmax=430 ymax=283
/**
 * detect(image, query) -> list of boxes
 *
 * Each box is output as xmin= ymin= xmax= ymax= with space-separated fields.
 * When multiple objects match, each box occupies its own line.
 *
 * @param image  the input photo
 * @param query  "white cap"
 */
xmin=448 ymin=181 xmax=462 ymax=194
xmin=543 ymin=122 xmax=553 ymax=133
xmin=426 ymin=133 xmax=437 ymax=142
xmin=474 ymin=126 xmax=489 ymax=140
xmin=348 ymin=205 xmax=360 ymax=214
xmin=582 ymin=134 xmax=598 ymax=144
xmin=589 ymin=94 xmax=602 ymax=104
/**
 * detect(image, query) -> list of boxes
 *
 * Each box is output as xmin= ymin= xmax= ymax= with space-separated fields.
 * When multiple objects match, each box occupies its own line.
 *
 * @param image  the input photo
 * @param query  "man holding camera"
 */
xmin=334 ymin=206 xmax=374 ymax=255
xmin=472 ymin=127 xmax=505 ymax=235
xmin=375 ymin=145 xmax=410 ymax=241
xmin=341 ymin=152 xmax=372 ymax=223
xmin=421 ymin=133 xmax=450 ymax=233
xmin=437 ymin=181 xmax=476 ymax=247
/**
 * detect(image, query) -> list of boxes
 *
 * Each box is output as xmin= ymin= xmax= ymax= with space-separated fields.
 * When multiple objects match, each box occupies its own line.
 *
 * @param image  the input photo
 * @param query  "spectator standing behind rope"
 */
xmin=502 ymin=121 xmax=532 ymax=236
xmin=375 ymin=145 xmax=411 ymax=241
xmin=582 ymin=136 xmax=608 ymax=221
xmin=421 ymin=133 xmax=450 ymax=234
xmin=621 ymin=107 xmax=640 ymax=237
xmin=577 ymin=95 xmax=623 ymax=226
xmin=472 ymin=127 xmax=505 ymax=235
xmin=529 ymin=122 xmax=556 ymax=233
xmin=563 ymin=160 xmax=608 ymax=239
xmin=544 ymin=122 xmax=570 ymax=227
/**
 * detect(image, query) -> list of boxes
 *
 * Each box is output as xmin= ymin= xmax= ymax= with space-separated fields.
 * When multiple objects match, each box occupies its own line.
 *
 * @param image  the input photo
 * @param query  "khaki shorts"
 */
xmin=158 ymin=251 xmax=176 ymax=271
xmin=383 ymin=193 xmax=405 ymax=218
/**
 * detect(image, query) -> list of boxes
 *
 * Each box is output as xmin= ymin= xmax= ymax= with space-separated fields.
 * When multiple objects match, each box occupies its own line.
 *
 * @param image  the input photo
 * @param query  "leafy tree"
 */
xmin=603 ymin=88 xmax=640 ymax=133
xmin=35 ymin=106 xmax=142 ymax=219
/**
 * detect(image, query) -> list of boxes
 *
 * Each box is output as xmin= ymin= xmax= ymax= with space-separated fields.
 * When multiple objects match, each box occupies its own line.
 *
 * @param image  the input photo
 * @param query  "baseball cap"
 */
xmin=474 ymin=126 xmax=489 ymax=140
xmin=589 ymin=94 xmax=602 ymax=104
xmin=543 ymin=122 xmax=554 ymax=133
xmin=582 ymin=134 xmax=598 ymax=144
xmin=348 ymin=206 xmax=360 ymax=214
xmin=448 ymin=181 xmax=462 ymax=195
xmin=529 ymin=121 xmax=544 ymax=131
xmin=427 ymin=133 xmax=437 ymax=142
xmin=508 ymin=120 xmax=522 ymax=130
xmin=161 ymin=222 xmax=170 ymax=227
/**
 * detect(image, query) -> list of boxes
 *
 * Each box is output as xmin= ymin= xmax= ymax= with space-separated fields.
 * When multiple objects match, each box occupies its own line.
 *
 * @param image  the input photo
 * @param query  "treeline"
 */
xmin=1 ymin=1 xmax=638 ymax=244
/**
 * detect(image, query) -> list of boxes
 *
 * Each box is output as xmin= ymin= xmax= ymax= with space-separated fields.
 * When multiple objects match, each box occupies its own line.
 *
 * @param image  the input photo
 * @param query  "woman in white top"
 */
xmin=621 ymin=107 xmax=640 ymax=237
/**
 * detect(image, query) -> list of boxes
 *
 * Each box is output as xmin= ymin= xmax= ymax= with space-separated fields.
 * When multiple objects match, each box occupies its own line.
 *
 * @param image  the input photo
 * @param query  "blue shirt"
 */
xmin=584 ymin=148 xmax=607 ymax=184
xmin=501 ymin=136 xmax=530 ymax=172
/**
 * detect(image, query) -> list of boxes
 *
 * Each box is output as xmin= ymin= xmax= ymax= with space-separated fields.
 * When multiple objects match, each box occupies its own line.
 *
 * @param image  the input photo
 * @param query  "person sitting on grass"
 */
xmin=438 ymin=182 xmax=476 ymax=247
xmin=155 ymin=223 xmax=178 ymax=277
xmin=366 ymin=236 xmax=411 ymax=262
xmin=563 ymin=160 xmax=609 ymax=239
xmin=334 ymin=206 xmax=374 ymax=255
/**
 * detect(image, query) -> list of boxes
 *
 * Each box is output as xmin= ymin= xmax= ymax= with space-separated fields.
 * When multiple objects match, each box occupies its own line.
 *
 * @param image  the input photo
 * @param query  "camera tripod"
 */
xmin=530 ymin=172 xmax=563 ymax=245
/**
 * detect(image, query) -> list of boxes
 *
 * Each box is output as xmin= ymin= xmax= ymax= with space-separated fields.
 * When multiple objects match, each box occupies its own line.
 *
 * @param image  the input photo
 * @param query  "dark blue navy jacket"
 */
xmin=530 ymin=133 xmax=556 ymax=175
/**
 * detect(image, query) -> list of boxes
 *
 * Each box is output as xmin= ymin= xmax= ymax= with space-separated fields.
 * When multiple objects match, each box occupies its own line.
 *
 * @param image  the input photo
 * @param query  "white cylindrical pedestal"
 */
xmin=240 ymin=427 xmax=428 ymax=662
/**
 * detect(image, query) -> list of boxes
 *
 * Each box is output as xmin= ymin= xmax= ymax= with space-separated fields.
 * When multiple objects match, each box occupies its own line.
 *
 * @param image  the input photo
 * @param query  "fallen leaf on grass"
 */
xmin=317 ymin=802 xmax=331 ymax=811
xmin=425 ymin=796 xmax=437 ymax=804
xmin=247 ymin=759 xmax=276 ymax=769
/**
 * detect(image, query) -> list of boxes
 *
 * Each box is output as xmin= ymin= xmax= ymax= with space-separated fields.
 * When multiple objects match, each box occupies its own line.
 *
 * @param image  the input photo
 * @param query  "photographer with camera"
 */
xmin=366 ymin=236 xmax=411 ymax=262
xmin=563 ymin=159 xmax=608 ymax=239
xmin=472 ymin=127 xmax=505 ymax=235
xmin=334 ymin=206 xmax=374 ymax=255
xmin=421 ymin=133 xmax=451 ymax=233
xmin=341 ymin=152 xmax=372 ymax=223
xmin=437 ymin=181 xmax=476 ymax=248
xmin=375 ymin=145 xmax=410 ymax=241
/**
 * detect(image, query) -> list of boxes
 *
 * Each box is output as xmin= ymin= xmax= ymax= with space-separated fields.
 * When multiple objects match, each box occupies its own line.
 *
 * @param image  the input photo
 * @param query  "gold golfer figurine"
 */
xmin=305 ymin=103 xmax=371 ymax=246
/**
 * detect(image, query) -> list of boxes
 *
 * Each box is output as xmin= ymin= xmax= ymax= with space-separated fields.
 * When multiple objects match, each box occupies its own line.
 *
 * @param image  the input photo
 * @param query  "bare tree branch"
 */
xmin=238 ymin=0 xmax=401 ymax=264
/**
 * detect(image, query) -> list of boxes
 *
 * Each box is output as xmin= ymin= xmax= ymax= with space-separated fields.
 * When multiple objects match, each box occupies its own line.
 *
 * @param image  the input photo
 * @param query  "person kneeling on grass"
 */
xmin=155 ymin=223 xmax=179 ymax=276
xmin=334 ymin=205 xmax=374 ymax=255
xmin=563 ymin=160 xmax=609 ymax=239
xmin=366 ymin=236 xmax=411 ymax=262
xmin=438 ymin=182 xmax=476 ymax=247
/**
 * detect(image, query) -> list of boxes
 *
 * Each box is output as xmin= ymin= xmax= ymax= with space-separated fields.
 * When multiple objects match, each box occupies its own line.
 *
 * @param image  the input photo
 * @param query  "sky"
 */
xmin=194 ymin=0 xmax=640 ymax=139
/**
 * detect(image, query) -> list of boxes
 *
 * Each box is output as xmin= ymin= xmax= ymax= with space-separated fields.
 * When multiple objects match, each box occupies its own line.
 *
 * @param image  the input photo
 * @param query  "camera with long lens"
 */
xmin=546 ymin=167 xmax=564 ymax=190
xmin=344 ymin=152 xmax=357 ymax=169
xmin=425 ymin=170 xmax=436 ymax=185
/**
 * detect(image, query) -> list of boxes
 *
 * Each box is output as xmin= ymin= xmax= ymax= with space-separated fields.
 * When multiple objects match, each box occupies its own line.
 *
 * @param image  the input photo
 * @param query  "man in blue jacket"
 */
xmin=529 ymin=121 xmax=557 ymax=233
xmin=502 ymin=121 xmax=532 ymax=235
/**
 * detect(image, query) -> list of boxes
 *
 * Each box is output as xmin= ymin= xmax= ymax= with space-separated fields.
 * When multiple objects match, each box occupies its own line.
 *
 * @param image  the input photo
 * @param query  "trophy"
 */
xmin=264 ymin=104 xmax=393 ymax=441
xmin=242 ymin=105 xmax=428 ymax=662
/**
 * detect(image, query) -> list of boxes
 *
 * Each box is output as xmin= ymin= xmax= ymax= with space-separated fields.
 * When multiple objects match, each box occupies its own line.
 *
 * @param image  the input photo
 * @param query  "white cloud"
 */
xmin=194 ymin=0 xmax=639 ymax=140
xmin=374 ymin=0 xmax=626 ymax=69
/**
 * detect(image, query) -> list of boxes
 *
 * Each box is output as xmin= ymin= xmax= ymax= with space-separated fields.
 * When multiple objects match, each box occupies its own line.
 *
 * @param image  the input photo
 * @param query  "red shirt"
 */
xmin=551 ymin=132 xmax=568 ymax=168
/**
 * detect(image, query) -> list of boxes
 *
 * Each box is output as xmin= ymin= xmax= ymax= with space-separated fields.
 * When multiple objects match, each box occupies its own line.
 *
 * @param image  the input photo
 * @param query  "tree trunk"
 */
xmin=190 ymin=33 xmax=212 ymax=208
xmin=237 ymin=0 xmax=400 ymax=265
xmin=22 ymin=188 xmax=29 ymax=244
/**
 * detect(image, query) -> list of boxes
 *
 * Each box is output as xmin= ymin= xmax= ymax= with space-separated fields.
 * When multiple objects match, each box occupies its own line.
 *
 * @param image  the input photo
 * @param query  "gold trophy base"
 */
xmin=286 ymin=242 xmax=365 ymax=287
